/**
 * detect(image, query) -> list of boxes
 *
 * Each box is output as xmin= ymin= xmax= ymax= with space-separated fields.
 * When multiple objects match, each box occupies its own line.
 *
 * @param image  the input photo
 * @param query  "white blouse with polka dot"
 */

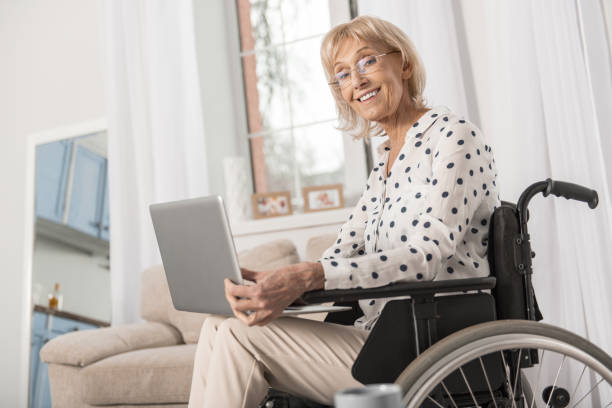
xmin=319 ymin=105 xmax=501 ymax=331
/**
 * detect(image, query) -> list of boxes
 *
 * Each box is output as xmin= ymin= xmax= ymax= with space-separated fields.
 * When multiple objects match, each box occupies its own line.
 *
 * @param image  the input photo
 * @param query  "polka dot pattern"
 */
xmin=318 ymin=106 xmax=500 ymax=331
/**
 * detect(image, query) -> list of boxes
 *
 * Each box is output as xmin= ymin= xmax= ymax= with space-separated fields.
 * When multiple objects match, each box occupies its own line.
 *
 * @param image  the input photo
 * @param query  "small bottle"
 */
xmin=48 ymin=283 xmax=63 ymax=310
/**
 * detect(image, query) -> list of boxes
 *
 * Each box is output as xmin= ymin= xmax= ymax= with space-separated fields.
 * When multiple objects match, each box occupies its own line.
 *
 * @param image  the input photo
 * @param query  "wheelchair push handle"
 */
xmin=543 ymin=178 xmax=599 ymax=209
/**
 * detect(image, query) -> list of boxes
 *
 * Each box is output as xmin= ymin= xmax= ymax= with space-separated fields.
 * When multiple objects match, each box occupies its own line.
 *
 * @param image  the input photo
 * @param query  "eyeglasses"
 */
xmin=329 ymin=51 xmax=400 ymax=88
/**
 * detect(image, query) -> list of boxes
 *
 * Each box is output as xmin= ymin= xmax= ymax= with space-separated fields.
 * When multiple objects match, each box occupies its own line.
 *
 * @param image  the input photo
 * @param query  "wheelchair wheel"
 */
xmin=396 ymin=320 xmax=612 ymax=408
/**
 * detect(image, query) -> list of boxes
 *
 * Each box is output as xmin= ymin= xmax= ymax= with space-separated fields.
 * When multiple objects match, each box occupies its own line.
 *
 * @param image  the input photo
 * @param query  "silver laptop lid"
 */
xmin=150 ymin=195 xmax=241 ymax=315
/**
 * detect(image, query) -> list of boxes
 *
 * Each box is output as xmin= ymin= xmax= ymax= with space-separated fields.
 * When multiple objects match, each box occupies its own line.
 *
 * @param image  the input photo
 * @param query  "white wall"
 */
xmin=0 ymin=0 xmax=105 ymax=405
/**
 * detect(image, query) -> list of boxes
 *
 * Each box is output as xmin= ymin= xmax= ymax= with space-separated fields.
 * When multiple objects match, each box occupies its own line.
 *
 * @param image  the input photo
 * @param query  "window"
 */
xmin=236 ymin=0 xmax=368 ymax=210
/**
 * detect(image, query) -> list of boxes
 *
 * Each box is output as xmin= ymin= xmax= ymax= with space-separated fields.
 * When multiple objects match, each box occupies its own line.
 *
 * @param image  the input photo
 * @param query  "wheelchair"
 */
xmin=261 ymin=179 xmax=612 ymax=407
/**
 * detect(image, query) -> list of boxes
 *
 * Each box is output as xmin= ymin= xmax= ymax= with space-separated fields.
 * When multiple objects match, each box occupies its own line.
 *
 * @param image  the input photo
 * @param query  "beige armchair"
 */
xmin=40 ymin=235 xmax=335 ymax=408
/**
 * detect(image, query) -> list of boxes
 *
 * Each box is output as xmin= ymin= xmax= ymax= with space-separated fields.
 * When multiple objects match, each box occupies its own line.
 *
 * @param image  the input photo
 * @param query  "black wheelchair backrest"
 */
xmin=488 ymin=201 xmax=542 ymax=321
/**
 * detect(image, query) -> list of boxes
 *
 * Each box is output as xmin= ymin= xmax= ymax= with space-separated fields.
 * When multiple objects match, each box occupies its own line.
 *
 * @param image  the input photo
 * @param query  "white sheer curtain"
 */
xmin=101 ymin=0 xmax=208 ymax=325
xmin=359 ymin=0 xmax=611 ymax=403
xmin=530 ymin=0 xmax=612 ymax=343
xmin=358 ymin=0 xmax=479 ymax=172
xmin=462 ymin=0 xmax=612 ymax=356
xmin=358 ymin=0 xmax=474 ymax=119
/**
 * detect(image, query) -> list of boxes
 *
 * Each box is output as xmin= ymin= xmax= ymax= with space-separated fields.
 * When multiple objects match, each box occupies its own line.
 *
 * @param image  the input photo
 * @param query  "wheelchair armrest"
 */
xmin=301 ymin=277 xmax=496 ymax=304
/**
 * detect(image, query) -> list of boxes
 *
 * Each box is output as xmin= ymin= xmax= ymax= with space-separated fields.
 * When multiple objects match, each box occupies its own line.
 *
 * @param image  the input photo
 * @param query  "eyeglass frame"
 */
xmin=328 ymin=51 xmax=401 ymax=88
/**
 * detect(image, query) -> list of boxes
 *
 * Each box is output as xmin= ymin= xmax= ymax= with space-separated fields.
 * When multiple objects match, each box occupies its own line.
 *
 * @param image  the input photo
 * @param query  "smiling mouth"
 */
xmin=358 ymin=88 xmax=380 ymax=103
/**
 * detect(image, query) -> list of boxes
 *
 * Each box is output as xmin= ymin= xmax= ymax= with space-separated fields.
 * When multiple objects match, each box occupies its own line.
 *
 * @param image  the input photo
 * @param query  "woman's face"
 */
xmin=333 ymin=38 xmax=410 ymax=123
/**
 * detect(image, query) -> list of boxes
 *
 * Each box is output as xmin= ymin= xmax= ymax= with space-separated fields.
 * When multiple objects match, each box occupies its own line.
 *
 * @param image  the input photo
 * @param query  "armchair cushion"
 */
xmin=81 ymin=344 xmax=196 ymax=405
xmin=167 ymin=309 xmax=210 ymax=345
xmin=140 ymin=264 xmax=175 ymax=325
xmin=40 ymin=321 xmax=182 ymax=367
xmin=238 ymin=238 xmax=300 ymax=271
xmin=305 ymin=233 xmax=336 ymax=262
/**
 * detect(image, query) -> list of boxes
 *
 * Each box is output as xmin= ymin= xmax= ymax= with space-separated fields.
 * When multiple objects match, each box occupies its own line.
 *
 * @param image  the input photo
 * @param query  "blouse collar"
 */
xmin=375 ymin=105 xmax=451 ymax=157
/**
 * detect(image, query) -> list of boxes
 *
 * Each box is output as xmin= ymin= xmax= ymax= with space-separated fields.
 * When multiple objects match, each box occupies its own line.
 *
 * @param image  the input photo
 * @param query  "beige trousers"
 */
xmin=187 ymin=315 xmax=370 ymax=408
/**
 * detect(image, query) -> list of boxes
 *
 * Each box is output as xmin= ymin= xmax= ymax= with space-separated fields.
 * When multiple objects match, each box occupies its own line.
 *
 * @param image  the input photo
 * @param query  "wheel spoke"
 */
xmin=545 ymin=355 xmax=566 ymax=407
xmin=500 ymin=351 xmax=517 ymax=408
xmin=458 ymin=366 xmax=479 ymax=407
xmin=521 ymin=371 xmax=535 ymax=408
xmin=411 ymin=300 xmax=420 ymax=357
xmin=479 ymin=356 xmax=498 ymax=408
xmin=570 ymin=377 xmax=604 ymax=408
xmin=440 ymin=380 xmax=458 ymax=408
xmin=570 ymin=363 xmax=587 ymax=402
xmin=530 ymin=350 xmax=545 ymax=408
xmin=426 ymin=395 xmax=446 ymax=408
xmin=512 ymin=349 xmax=523 ymax=404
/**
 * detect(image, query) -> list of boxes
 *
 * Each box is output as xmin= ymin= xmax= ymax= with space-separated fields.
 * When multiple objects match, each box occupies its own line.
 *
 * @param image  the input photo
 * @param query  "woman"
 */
xmin=188 ymin=15 xmax=500 ymax=407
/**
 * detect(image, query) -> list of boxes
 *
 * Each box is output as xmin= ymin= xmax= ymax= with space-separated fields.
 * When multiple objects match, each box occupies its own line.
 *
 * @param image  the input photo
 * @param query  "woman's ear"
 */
xmin=401 ymin=61 xmax=412 ymax=80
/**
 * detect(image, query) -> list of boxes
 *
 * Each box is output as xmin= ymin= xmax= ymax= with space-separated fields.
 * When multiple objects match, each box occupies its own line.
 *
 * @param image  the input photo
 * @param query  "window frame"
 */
xmin=233 ymin=0 xmax=371 ymax=209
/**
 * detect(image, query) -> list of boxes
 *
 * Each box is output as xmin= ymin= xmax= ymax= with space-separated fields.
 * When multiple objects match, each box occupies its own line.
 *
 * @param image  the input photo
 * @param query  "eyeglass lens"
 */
xmin=335 ymin=55 xmax=381 ymax=87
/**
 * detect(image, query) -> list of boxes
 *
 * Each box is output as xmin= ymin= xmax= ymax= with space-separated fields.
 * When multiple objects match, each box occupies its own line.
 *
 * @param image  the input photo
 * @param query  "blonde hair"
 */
xmin=320 ymin=15 xmax=427 ymax=140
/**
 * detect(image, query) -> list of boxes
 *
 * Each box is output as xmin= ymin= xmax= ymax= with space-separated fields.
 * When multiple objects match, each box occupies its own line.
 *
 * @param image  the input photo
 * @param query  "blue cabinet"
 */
xmin=67 ymin=146 xmax=108 ymax=238
xmin=29 ymin=310 xmax=98 ymax=408
xmin=35 ymin=141 xmax=73 ymax=224
xmin=35 ymin=140 xmax=110 ymax=241
xmin=29 ymin=313 xmax=49 ymax=408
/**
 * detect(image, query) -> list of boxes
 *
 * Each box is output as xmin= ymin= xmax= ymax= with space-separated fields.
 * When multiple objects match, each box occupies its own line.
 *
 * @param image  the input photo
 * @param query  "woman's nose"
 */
xmin=351 ymin=70 xmax=367 ymax=88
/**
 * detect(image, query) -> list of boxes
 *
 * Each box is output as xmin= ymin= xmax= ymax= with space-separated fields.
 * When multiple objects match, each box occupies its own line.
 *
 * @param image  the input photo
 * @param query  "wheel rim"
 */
xmin=401 ymin=333 xmax=612 ymax=407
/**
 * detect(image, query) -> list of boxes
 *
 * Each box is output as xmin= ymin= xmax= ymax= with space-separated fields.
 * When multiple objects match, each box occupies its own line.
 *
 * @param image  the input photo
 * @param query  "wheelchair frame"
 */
xmin=261 ymin=179 xmax=605 ymax=408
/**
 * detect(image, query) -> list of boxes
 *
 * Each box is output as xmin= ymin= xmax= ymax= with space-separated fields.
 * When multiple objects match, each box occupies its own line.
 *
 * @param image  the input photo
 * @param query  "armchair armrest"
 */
xmin=40 ymin=321 xmax=182 ymax=367
xmin=301 ymin=277 xmax=496 ymax=304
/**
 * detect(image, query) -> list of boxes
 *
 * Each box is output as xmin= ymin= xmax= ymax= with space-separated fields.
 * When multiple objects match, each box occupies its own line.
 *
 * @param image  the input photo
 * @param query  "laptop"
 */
xmin=149 ymin=195 xmax=351 ymax=316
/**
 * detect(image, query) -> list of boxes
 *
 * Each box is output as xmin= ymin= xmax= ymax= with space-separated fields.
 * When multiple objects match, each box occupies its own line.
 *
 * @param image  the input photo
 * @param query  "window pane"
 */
xmin=242 ymin=52 xmax=292 ymax=131
xmin=244 ymin=0 xmax=331 ymax=52
xmin=247 ymin=0 xmax=283 ymax=52
xmin=295 ymin=122 xmax=345 ymax=188
xmin=262 ymin=129 xmax=295 ymax=194
xmin=285 ymin=36 xmax=337 ymax=127
xmin=261 ymin=122 xmax=348 ymax=208
xmin=243 ymin=37 xmax=338 ymax=132
xmin=277 ymin=0 xmax=331 ymax=43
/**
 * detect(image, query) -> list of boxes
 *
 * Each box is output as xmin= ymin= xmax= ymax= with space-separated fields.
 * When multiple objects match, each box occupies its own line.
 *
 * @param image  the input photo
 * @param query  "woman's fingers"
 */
xmin=233 ymin=309 xmax=251 ymax=325
xmin=248 ymin=310 xmax=273 ymax=326
xmin=254 ymin=312 xmax=278 ymax=326
xmin=240 ymin=268 xmax=260 ymax=281
xmin=229 ymin=297 xmax=260 ymax=312
xmin=224 ymin=280 xmax=252 ymax=306
xmin=224 ymin=279 xmax=267 ymax=323
xmin=225 ymin=278 xmax=256 ymax=298
xmin=223 ymin=278 xmax=288 ymax=326
xmin=224 ymin=284 xmax=253 ymax=324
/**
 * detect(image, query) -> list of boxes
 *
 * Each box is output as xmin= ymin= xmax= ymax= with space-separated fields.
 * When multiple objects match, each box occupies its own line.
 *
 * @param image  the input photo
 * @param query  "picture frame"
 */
xmin=302 ymin=184 xmax=344 ymax=213
xmin=251 ymin=191 xmax=293 ymax=219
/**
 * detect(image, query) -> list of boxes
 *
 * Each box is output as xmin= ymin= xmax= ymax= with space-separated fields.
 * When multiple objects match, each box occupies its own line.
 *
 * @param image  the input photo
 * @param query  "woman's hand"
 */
xmin=224 ymin=262 xmax=325 ymax=326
